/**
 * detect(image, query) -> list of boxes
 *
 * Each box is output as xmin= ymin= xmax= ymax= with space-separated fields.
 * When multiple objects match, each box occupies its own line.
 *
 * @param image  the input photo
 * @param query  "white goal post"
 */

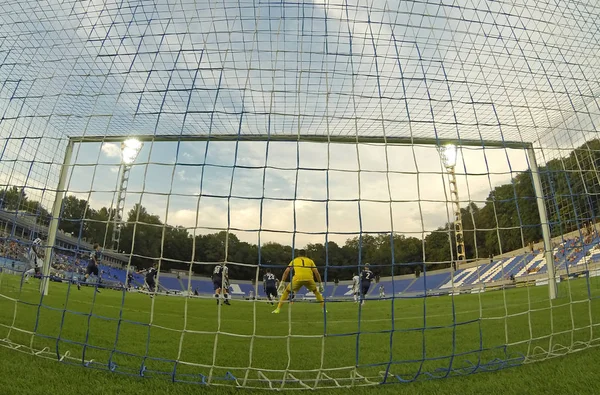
xmin=39 ymin=134 xmax=558 ymax=300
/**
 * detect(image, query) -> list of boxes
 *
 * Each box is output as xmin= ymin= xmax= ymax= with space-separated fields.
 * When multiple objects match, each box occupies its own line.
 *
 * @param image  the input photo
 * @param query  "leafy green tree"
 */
xmin=424 ymin=227 xmax=452 ymax=266
xmin=85 ymin=207 xmax=115 ymax=246
xmin=59 ymin=195 xmax=91 ymax=237
xmin=162 ymin=226 xmax=193 ymax=270
xmin=0 ymin=186 xmax=27 ymax=211
xmin=120 ymin=204 xmax=164 ymax=268
xmin=27 ymin=200 xmax=52 ymax=227
xmin=259 ymin=242 xmax=292 ymax=266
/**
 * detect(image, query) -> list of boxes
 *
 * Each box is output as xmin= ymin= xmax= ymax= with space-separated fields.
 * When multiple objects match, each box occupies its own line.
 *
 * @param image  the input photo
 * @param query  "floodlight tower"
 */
xmin=111 ymin=138 xmax=142 ymax=252
xmin=439 ymin=144 xmax=466 ymax=268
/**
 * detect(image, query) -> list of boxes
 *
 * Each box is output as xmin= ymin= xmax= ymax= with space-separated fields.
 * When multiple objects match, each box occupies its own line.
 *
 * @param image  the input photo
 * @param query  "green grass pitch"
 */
xmin=1 ymin=273 xmax=600 ymax=394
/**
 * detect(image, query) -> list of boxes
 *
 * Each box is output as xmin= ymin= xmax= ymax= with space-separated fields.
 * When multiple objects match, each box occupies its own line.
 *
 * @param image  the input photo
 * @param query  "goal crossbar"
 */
xmin=69 ymin=134 xmax=533 ymax=149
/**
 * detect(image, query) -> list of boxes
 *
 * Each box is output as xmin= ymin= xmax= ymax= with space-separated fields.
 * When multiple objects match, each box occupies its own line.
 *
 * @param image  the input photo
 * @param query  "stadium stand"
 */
xmin=3 ymin=230 xmax=600 ymax=299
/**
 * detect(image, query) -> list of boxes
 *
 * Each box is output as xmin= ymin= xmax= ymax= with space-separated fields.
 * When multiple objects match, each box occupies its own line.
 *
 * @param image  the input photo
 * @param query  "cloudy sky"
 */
xmin=0 ymin=0 xmax=597 ymax=142
xmin=0 ymin=0 xmax=599 ymax=248
xmin=59 ymin=139 xmax=530 ymax=246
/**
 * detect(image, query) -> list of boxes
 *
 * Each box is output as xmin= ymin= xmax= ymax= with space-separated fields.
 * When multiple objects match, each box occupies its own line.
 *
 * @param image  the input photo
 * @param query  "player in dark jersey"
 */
xmin=263 ymin=268 xmax=279 ymax=305
xmin=213 ymin=263 xmax=231 ymax=305
xmin=78 ymin=243 xmax=101 ymax=292
xmin=360 ymin=263 xmax=374 ymax=305
xmin=126 ymin=270 xmax=134 ymax=290
xmin=138 ymin=264 xmax=158 ymax=298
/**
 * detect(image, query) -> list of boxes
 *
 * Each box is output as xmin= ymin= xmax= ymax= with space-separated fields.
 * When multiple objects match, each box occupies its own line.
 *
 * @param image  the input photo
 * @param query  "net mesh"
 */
xmin=0 ymin=0 xmax=599 ymax=390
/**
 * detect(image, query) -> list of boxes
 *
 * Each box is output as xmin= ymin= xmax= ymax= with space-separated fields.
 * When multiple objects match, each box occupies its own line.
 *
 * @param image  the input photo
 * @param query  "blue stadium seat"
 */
xmin=404 ymin=273 xmax=451 ymax=294
xmin=391 ymin=278 xmax=417 ymax=293
xmin=332 ymin=283 xmax=356 ymax=297
xmin=486 ymin=257 xmax=523 ymax=282
xmin=190 ymin=279 xmax=216 ymax=294
xmin=159 ymin=276 xmax=184 ymax=291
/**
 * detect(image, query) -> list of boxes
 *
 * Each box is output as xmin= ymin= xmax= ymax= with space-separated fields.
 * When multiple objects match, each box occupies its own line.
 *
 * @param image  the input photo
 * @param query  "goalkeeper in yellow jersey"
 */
xmin=272 ymin=252 xmax=326 ymax=314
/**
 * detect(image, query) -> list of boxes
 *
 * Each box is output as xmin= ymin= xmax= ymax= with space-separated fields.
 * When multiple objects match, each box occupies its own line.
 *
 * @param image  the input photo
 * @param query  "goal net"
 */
xmin=0 ymin=0 xmax=599 ymax=389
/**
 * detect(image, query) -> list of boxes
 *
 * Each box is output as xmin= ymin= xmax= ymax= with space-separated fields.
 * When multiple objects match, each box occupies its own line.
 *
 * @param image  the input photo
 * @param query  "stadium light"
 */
xmin=121 ymin=138 xmax=142 ymax=164
xmin=111 ymin=138 xmax=143 ymax=251
xmin=440 ymin=144 xmax=457 ymax=168
xmin=438 ymin=144 xmax=466 ymax=269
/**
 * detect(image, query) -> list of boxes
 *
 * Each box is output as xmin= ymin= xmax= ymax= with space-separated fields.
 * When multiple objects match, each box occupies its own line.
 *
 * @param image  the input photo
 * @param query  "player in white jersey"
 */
xmin=213 ymin=263 xmax=231 ymax=305
xmin=351 ymin=273 xmax=360 ymax=303
xmin=379 ymin=285 xmax=385 ymax=299
xmin=23 ymin=238 xmax=43 ymax=284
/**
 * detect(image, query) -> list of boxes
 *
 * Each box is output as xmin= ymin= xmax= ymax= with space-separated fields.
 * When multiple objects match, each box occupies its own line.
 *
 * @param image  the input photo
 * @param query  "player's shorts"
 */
xmin=146 ymin=278 xmax=156 ymax=292
xmin=86 ymin=264 xmax=99 ymax=276
xmin=288 ymin=278 xmax=317 ymax=293
xmin=29 ymin=257 xmax=43 ymax=274
xmin=212 ymin=279 xmax=222 ymax=291
xmin=352 ymin=287 xmax=359 ymax=294
xmin=265 ymin=286 xmax=277 ymax=298
xmin=361 ymin=282 xmax=370 ymax=296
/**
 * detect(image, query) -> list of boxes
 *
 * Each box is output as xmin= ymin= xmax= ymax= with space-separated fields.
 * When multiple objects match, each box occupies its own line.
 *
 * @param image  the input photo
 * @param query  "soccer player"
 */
xmin=23 ymin=238 xmax=43 ymax=284
xmin=379 ymin=284 xmax=385 ymax=299
xmin=138 ymin=264 xmax=158 ymax=298
xmin=213 ymin=263 xmax=231 ymax=305
xmin=78 ymin=243 xmax=102 ymax=292
xmin=351 ymin=272 xmax=360 ymax=303
xmin=126 ymin=270 xmax=134 ymax=290
xmin=360 ymin=263 xmax=374 ymax=305
xmin=263 ymin=268 xmax=279 ymax=305
xmin=272 ymin=252 xmax=326 ymax=314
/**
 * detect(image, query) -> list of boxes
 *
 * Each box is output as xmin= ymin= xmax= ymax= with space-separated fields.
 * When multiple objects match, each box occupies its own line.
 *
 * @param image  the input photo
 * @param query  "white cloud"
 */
xmin=170 ymin=209 xmax=200 ymax=229
xmin=101 ymin=143 xmax=121 ymax=158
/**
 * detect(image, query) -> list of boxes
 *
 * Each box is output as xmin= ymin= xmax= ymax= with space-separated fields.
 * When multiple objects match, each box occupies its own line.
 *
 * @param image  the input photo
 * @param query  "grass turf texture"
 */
xmin=2 ymin=343 xmax=600 ymax=395
xmin=0 ymin=273 xmax=600 ymax=391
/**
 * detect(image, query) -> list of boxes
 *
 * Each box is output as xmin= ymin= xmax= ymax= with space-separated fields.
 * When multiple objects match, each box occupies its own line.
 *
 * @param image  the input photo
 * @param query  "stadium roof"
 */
xmin=0 ymin=0 xmax=598 ymax=146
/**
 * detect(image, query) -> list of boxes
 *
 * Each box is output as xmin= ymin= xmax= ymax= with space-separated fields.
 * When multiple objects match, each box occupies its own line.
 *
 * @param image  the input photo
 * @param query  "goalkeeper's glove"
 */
xmin=277 ymin=282 xmax=286 ymax=294
xmin=318 ymin=283 xmax=324 ymax=293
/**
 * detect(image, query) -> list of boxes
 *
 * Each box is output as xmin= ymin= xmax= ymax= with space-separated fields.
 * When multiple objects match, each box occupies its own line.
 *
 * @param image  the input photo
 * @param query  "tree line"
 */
xmin=2 ymin=139 xmax=599 ymax=280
